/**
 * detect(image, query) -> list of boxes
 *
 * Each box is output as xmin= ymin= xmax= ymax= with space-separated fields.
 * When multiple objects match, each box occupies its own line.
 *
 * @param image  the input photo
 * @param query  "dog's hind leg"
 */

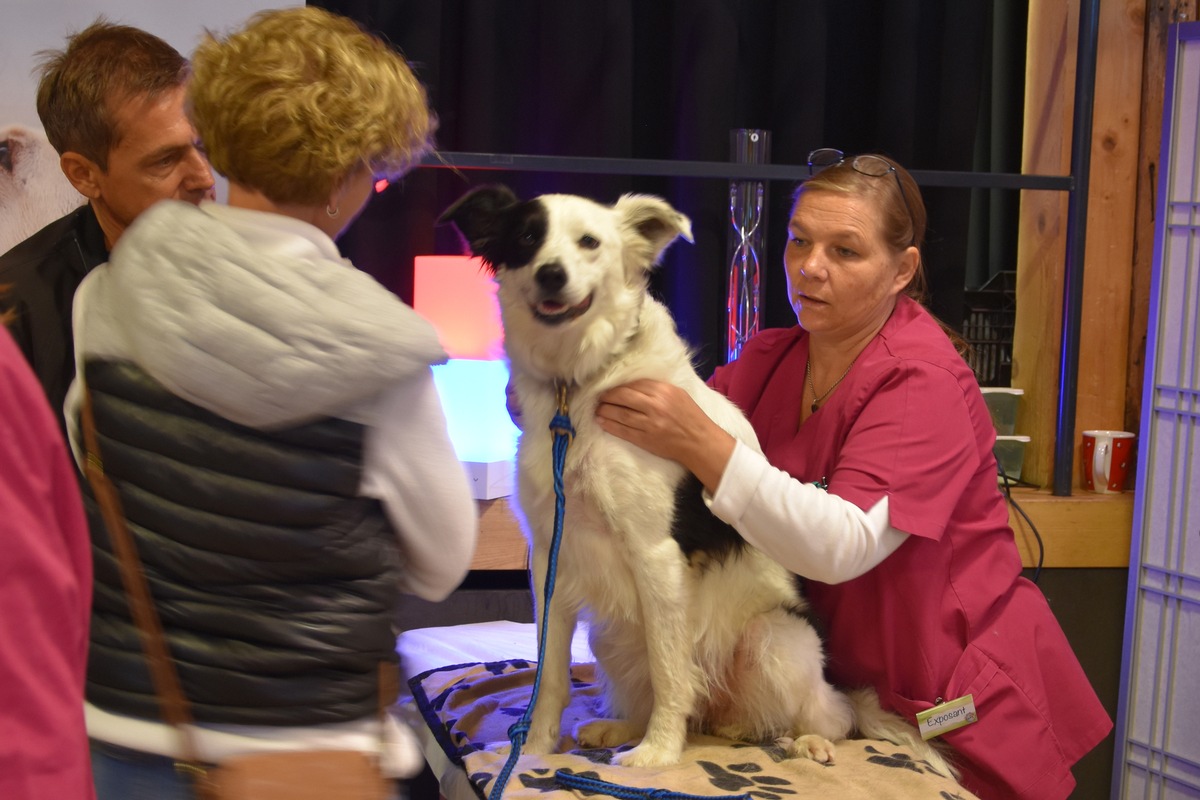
xmin=708 ymin=607 xmax=853 ymax=764
xmin=522 ymin=546 xmax=579 ymax=755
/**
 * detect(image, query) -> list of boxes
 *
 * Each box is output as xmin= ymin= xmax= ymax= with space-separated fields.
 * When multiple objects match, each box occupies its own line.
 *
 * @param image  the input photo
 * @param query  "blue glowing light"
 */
xmin=431 ymin=359 xmax=519 ymax=463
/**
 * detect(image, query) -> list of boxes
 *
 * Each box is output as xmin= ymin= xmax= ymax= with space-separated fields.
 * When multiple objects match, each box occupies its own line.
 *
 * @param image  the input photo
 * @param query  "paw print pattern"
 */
xmin=470 ymin=770 xmax=496 ymax=787
xmin=485 ymin=659 xmax=532 ymax=675
xmin=697 ymin=760 xmax=798 ymax=798
xmin=863 ymin=745 xmax=934 ymax=775
xmin=571 ymin=748 xmax=616 ymax=765
xmin=516 ymin=768 xmax=559 ymax=792
xmin=752 ymin=743 xmax=790 ymax=764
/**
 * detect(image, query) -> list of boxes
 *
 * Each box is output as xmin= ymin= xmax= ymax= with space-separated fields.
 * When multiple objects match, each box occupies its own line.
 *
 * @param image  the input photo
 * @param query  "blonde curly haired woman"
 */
xmin=66 ymin=8 xmax=478 ymax=798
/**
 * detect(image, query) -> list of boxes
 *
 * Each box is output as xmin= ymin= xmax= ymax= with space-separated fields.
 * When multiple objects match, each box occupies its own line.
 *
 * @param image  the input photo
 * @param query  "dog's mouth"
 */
xmin=532 ymin=294 xmax=593 ymax=325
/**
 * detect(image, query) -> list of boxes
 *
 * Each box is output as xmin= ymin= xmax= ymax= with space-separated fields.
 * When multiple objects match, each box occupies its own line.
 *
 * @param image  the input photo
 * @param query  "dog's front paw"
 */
xmin=777 ymin=734 xmax=837 ymax=764
xmin=573 ymin=718 xmax=643 ymax=749
xmin=521 ymin=731 xmax=561 ymax=755
xmin=519 ymin=719 xmax=564 ymax=755
xmin=612 ymin=740 xmax=683 ymax=769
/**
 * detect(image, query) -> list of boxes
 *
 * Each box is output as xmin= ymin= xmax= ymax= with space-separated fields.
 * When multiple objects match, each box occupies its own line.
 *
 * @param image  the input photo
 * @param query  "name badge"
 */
xmin=915 ymin=695 xmax=978 ymax=740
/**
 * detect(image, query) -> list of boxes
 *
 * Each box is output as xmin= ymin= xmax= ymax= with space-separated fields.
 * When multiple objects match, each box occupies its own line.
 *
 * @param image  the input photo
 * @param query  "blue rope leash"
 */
xmin=555 ymin=769 xmax=751 ymax=800
xmin=487 ymin=385 xmax=575 ymax=800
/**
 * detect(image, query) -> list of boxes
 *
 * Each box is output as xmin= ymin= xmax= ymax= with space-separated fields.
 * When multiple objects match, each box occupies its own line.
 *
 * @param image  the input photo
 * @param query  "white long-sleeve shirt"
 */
xmin=708 ymin=440 xmax=908 ymax=584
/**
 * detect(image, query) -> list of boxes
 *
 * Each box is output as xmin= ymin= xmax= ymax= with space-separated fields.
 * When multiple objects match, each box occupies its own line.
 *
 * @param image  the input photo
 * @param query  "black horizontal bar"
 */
xmin=420 ymin=151 xmax=1073 ymax=192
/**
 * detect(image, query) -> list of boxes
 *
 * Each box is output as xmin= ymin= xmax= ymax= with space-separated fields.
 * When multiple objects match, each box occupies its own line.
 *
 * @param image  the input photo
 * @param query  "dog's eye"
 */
xmin=579 ymin=234 xmax=600 ymax=250
xmin=519 ymin=232 xmax=536 ymax=245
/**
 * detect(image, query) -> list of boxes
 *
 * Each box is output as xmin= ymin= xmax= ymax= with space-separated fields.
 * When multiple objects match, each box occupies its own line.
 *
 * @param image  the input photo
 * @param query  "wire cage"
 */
xmin=962 ymin=270 xmax=1016 ymax=387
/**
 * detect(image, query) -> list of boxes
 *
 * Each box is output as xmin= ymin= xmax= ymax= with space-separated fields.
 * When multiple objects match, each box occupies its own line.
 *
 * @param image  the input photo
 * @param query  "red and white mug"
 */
xmin=1081 ymin=430 xmax=1135 ymax=493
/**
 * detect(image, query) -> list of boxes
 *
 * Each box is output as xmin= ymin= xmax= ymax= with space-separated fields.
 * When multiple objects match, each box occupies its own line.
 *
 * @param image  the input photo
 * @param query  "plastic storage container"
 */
xmin=981 ymin=387 xmax=1024 ymax=436
xmin=993 ymin=434 xmax=1031 ymax=484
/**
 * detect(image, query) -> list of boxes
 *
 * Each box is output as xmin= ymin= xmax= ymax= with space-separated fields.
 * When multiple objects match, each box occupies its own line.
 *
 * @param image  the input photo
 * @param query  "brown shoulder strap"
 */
xmin=81 ymin=391 xmax=204 ymax=766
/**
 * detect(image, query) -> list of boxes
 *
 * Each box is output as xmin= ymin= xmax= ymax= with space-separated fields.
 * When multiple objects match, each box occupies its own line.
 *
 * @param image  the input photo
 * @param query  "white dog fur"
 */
xmin=0 ymin=125 xmax=84 ymax=255
xmin=440 ymin=185 xmax=952 ymax=775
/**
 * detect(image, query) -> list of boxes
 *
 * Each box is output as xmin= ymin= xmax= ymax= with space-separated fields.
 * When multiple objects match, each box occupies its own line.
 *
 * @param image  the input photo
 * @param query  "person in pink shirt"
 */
xmin=0 ymin=320 xmax=94 ymax=799
xmin=594 ymin=150 xmax=1111 ymax=799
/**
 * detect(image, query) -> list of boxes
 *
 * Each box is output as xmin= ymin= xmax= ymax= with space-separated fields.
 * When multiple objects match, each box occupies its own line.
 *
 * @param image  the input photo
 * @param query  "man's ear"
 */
xmin=59 ymin=152 xmax=103 ymax=200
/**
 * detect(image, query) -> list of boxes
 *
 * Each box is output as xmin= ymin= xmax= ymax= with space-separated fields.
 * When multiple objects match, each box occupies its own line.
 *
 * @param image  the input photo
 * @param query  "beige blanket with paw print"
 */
xmin=407 ymin=660 xmax=978 ymax=800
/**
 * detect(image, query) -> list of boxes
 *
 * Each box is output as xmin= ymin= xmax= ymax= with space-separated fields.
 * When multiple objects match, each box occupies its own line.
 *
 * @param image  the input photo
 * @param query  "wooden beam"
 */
xmin=1127 ymin=0 xmax=1199 ymax=435
xmin=1072 ymin=0 xmax=1145 ymax=476
xmin=1013 ymin=0 xmax=1074 ymax=489
xmin=1014 ymin=0 xmax=1146 ymax=491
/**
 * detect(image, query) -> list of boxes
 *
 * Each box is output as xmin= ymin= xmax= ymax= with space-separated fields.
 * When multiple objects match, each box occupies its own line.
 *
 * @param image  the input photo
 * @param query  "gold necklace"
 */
xmin=806 ymin=358 xmax=855 ymax=413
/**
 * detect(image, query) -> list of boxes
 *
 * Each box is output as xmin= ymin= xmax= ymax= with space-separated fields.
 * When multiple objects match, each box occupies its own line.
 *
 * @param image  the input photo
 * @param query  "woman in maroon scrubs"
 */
xmin=595 ymin=151 xmax=1111 ymax=799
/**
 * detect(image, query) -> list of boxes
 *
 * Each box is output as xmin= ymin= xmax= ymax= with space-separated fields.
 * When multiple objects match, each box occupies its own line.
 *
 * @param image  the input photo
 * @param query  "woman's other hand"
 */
xmin=505 ymin=375 xmax=523 ymax=429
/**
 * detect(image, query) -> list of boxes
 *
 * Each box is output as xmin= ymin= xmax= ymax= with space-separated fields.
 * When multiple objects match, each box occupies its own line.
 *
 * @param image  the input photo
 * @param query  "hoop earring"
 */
xmin=326 ymin=204 xmax=339 ymax=218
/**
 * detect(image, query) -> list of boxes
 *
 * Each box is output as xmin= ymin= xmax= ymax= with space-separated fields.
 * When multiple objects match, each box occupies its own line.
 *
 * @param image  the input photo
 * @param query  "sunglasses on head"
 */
xmin=806 ymin=148 xmax=916 ymax=246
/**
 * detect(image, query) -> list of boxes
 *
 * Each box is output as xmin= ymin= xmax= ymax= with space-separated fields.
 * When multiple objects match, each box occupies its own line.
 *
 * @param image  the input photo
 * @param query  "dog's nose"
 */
xmin=535 ymin=262 xmax=567 ymax=293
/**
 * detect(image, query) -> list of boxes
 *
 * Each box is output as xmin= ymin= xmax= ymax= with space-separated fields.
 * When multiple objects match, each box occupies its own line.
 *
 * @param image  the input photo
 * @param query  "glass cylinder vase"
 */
xmin=727 ymin=129 xmax=770 ymax=361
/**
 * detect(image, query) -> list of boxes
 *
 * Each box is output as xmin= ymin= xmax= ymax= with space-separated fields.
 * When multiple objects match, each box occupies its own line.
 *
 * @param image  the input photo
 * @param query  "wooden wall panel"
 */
xmin=1126 ymin=0 xmax=1200 ymax=437
xmin=1014 ymin=0 xmax=1145 ymax=491
xmin=1074 ymin=0 xmax=1144 ymax=463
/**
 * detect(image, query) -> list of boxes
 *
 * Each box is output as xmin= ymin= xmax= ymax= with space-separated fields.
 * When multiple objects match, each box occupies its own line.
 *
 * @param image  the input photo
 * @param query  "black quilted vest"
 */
xmin=82 ymin=359 xmax=402 ymax=726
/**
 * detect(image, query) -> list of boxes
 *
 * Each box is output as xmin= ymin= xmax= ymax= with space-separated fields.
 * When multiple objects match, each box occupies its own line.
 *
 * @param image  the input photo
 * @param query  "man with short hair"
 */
xmin=0 ymin=19 xmax=214 ymax=421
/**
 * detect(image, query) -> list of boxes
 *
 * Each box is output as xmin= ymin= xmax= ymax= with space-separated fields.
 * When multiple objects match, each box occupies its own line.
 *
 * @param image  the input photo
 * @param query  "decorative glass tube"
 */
xmin=727 ymin=129 xmax=770 ymax=361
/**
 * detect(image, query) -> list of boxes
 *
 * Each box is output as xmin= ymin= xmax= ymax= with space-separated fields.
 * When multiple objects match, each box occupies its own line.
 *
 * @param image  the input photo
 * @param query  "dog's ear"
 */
xmin=614 ymin=194 xmax=694 ymax=266
xmin=437 ymin=184 xmax=520 ymax=269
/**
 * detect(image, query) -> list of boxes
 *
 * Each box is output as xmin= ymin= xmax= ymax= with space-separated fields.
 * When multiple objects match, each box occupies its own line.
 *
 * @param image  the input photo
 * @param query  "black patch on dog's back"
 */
xmin=671 ymin=474 xmax=747 ymax=566
xmin=673 ymin=483 xmax=827 ymax=637
xmin=787 ymin=573 xmax=827 ymax=638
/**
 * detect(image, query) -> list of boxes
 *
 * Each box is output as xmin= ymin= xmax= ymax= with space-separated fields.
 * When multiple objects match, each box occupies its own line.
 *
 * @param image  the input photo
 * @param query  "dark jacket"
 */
xmin=83 ymin=359 xmax=403 ymax=726
xmin=0 ymin=205 xmax=107 ymax=423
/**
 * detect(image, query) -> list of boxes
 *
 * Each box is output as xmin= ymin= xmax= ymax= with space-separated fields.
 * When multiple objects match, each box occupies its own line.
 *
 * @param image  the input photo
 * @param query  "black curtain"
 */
xmin=312 ymin=0 xmax=1022 ymax=377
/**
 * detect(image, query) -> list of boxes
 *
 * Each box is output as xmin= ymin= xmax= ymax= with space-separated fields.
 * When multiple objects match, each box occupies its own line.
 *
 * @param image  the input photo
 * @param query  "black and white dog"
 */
xmin=440 ymin=185 xmax=949 ymax=774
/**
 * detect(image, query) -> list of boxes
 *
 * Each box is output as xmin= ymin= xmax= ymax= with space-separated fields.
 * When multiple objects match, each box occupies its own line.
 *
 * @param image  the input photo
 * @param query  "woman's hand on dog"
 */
xmin=505 ymin=376 xmax=523 ymax=429
xmin=596 ymin=379 xmax=735 ymax=493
